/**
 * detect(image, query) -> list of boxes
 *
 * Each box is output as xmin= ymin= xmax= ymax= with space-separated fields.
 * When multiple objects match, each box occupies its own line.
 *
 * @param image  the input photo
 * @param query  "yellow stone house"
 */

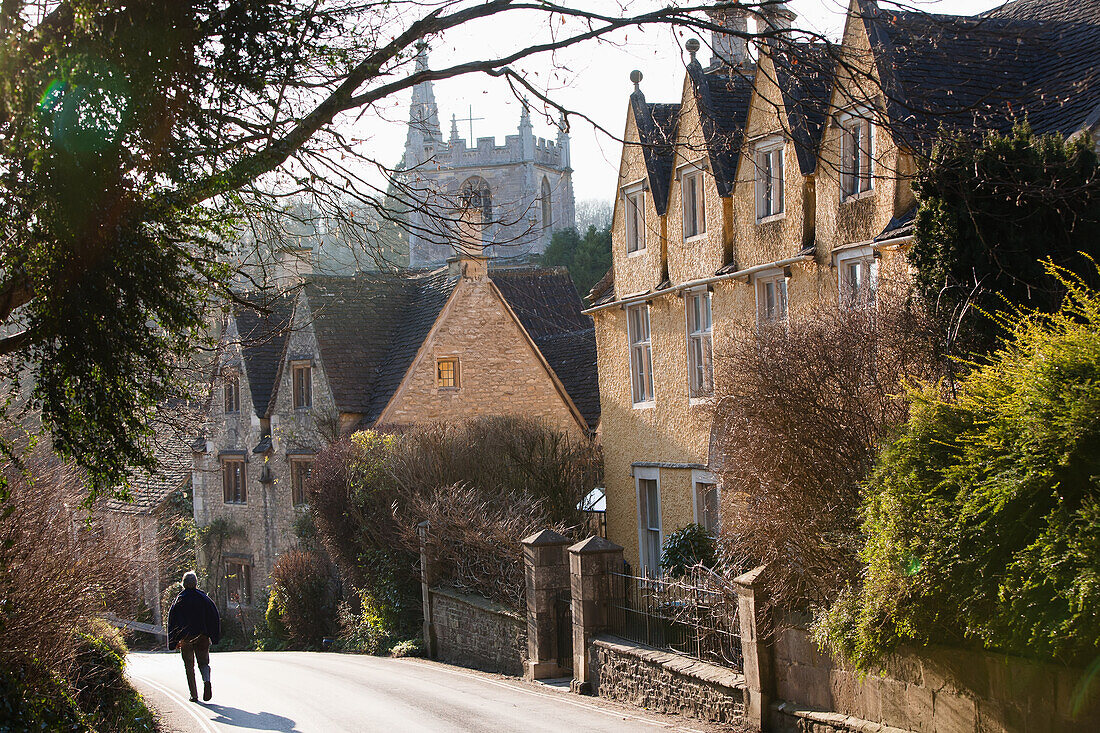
xmin=586 ymin=0 xmax=1100 ymax=572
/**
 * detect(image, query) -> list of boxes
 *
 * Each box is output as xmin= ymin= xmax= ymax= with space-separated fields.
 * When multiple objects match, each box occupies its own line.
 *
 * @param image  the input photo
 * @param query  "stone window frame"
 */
xmin=621 ymin=180 xmax=647 ymax=255
xmin=223 ymin=367 xmax=241 ymax=414
xmin=221 ymin=455 xmax=246 ymax=505
xmin=835 ymin=245 xmax=878 ymax=310
xmin=678 ymin=160 xmax=707 ymax=241
xmin=635 ymin=466 xmax=662 ymax=576
xmin=838 ymin=107 xmax=874 ymax=201
xmin=436 ymin=356 xmax=460 ymax=390
xmin=460 ymin=175 xmax=493 ymax=223
xmin=289 ymin=456 xmax=313 ymax=507
xmin=754 ymin=136 xmax=786 ymax=222
xmin=224 ymin=557 xmax=253 ymax=606
xmin=684 ymin=287 xmax=714 ymax=401
xmin=541 ymin=176 xmax=553 ymax=231
xmin=754 ymin=268 xmax=789 ymax=325
xmin=291 ymin=360 xmax=313 ymax=409
xmin=626 ymin=304 xmax=654 ymax=408
xmin=692 ymin=469 xmax=720 ymax=536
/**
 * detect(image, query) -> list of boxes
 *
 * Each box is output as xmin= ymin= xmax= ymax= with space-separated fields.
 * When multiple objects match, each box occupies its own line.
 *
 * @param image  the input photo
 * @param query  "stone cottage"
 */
xmin=192 ymin=236 xmax=599 ymax=602
xmin=588 ymin=0 xmax=1100 ymax=573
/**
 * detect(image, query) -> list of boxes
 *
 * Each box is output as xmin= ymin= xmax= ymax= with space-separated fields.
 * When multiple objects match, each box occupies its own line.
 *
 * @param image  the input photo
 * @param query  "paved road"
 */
xmin=128 ymin=651 xmax=721 ymax=733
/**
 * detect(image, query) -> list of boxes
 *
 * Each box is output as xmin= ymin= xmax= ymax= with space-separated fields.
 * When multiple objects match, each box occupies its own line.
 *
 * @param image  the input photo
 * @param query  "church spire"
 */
xmin=402 ymin=42 xmax=442 ymax=167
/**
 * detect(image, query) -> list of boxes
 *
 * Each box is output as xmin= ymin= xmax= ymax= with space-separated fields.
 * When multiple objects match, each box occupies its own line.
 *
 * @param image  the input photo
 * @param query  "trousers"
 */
xmin=179 ymin=634 xmax=211 ymax=700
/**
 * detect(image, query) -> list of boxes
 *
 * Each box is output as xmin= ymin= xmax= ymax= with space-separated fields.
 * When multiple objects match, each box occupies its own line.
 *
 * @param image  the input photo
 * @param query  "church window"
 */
xmin=223 ymin=369 xmax=240 ymax=414
xmin=460 ymin=176 xmax=493 ymax=222
xmin=292 ymin=362 xmax=312 ymax=409
xmin=627 ymin=305 xmax=653 ymax=405
xmin=625 ymin=189 xmax=646 ymax=253
xmin=541 ymin=177 xmax=552 ymax=230
xmin=436 ymin=357 xmax=460 ymax=389
xmin=291 ymin=458 xmax=312 ymax=507
xmin=755 ymin=140 xmax=785 ymax=220
xmin=840 ymin=114 xmax=873 ymax=199
xmin=682 ymin=169 xmax=706 ymax=238
xmin=222 ymin=458 xmax=246 ymax=504
xmin=225 ymin=560 xmax=252 ymax=605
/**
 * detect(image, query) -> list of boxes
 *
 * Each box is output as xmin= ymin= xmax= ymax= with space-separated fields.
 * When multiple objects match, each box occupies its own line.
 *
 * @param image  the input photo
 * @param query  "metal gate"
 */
xmin=555 ymin=591 xmax=573 ymax=671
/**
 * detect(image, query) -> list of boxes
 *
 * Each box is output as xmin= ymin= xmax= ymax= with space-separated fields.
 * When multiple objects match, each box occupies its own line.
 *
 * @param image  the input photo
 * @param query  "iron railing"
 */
xmin=608 ymin=566 xmax=742 ymax=670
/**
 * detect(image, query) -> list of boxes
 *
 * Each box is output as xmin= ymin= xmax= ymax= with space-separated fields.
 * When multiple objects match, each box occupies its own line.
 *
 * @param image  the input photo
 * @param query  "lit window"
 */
xmin=291 ymin=459 xmax=312 ymax=507
xmin=686 ymin=291 xmax=713 ymax=398
xmin=292 ymin=362 xmax=312 ymax=409
xmin=225 ymin=560 xmax=252 ymax=605
xmin=756 ymin=273 xmax=788 ymax=324
xmin=682 ymin=169 xmax=706 ymax=239
xmin=222 ymin=459 xmax=246 ymax=504
xmin=436 ymin=357 xmax=459 ymax=389
xmin=695 ymin=481 xmax=720 ymax=535
xmin=838 ymin=250 xmax=877 ymax=309
xmin=755 ymin=142 xmax=785 ymax=219
xmin=841 ymin=116 xmax=873 ymax=199
xmin=223 ymin=370 xmax=240 ymax=414
xmin=636 ymin=470 xmax=662 ymax=576
xmin=627 ymin=305 xmax=653 ymax=405
xmin=625 ymin=189 xmax=646 ymax=253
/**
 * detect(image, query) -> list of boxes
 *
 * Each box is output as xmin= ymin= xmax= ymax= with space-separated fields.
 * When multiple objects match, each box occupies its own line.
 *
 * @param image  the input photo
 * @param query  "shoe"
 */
xmin=203 ymin=681 xmax=212 ymax=701
xmin=189 ymin=696 xmax=199 ymax=703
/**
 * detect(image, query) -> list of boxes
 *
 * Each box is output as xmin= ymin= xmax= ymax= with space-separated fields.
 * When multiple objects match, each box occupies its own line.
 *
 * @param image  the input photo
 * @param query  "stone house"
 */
xmin=587 ymin=0 xmax=1100 ymax=573
xmin=193 ymin=242 xmax=599 ymax=603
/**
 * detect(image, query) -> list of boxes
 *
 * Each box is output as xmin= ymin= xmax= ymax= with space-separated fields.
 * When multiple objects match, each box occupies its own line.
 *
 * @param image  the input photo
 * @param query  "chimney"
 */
xmin=763 ymin=0 xmax=796 ymax=34
xmin=448 ymin=207 xmax=488 ymax=279
xmin=706 ymin=2 xmax=749 ymax=69
xmin=276 ymin=246 xmax=312 ymax=286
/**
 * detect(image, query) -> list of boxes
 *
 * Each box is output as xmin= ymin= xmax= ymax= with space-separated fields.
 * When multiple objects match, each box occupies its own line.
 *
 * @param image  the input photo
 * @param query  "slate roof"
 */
xmin=630 ymin=93 xmax=680 ymax=216
xmin=769 ymin=41 xmax=836 ymax=175
xmin=491 ymin=267 xmax=601 ymax=430
xmin=587 ymin=267 xmax=615 ymax=307
xmin=687 ymin=62 xmax=755 ymax=198
xmin=233 ymin=294 xmax=294 ymax=417
xmin=105 ymin=409 xmax=197 ymax=515
xmin=856 ymin=0 xmax=1100 ymax=146
xmin=875 ymin=206 xmax=916 ymax=242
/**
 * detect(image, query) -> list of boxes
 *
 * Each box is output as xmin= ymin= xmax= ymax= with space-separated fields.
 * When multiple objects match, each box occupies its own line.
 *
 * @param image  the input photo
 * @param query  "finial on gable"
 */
xmin=685 ymin=38 xmax=700 ymax=64
xmin=630 ymin=69 xmax=643 ymax=93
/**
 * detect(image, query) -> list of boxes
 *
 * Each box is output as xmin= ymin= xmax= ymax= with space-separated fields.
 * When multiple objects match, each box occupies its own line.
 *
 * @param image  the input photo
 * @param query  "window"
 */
xmin=682 ymin=169 xmax=706 ymax=239
xmin=627 ymin=305 xmax=653 ymax=405
xmin=222 ymin=459 xmax=245 ymax=504
xmin=755 ymin=141 xmax=785 ymax=219
xmin=636 ymin=469 xmax=662 ymax=576
xmin=460 ymin=176 xmax=493 ymax=222
xmin=686 ymin=291 xmax=713 ymax=398
xmin=225 ymin=560 xmax=252 ymax=605
xmin=436 ymin=357 xmax=460 ymax=389
xmin=223 ymin=370 xmax=240 ymax=414
xmin=292 ymin=362 xmax=312 ymax=409
xmin=694 ymin=473 xmax=720 ymax=536
xmin=541 ymin=177 xmax=552 ymax=230
xmin=838 ymin=249 xmax=877 ymax=309
xmin=756 ymin=273 xmax=788 ymax=324
xmin=625 ymin=189 xmax=646 ymax=253
xmin=291 ymin=459 xmax=312 ymax=507
xmin=841 ymin=116 xmax=873 ymax=199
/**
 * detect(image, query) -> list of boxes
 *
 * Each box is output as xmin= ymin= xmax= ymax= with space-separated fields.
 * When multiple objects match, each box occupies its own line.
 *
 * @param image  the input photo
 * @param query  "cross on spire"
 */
xmin=456 ymin=105 xmax=484 ymax=146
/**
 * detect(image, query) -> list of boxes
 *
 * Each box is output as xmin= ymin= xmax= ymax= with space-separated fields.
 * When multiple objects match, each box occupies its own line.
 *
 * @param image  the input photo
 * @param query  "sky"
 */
xmin=353 ymin=0 xmax=1001 ymax=204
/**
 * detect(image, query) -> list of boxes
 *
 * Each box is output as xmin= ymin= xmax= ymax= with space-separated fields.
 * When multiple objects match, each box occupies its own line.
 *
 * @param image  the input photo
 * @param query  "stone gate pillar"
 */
xmin=734 ymin=565 xmax=773 ymax=730
xmin=521 ymin=529 xmax=571 ymax=680
xmin=568 ymin=535 xmax=624 ymax=694
xmin=418 ymin=520 xmax=441 ymax=658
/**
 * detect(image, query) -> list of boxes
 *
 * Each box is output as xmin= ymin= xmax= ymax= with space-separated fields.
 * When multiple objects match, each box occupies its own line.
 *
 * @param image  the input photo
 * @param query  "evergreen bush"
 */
xmin=660 ymin=524 xmax=717 ymax=577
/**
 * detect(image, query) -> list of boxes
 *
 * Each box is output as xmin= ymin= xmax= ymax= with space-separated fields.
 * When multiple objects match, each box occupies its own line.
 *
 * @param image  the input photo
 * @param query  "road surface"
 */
xmin=128 ymin=651 xmax=728 ymax=732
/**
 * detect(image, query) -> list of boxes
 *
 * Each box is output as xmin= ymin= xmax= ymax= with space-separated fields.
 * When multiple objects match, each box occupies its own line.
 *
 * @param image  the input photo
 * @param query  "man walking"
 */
xmin=167 ymin=571 xmax=221 ymax=702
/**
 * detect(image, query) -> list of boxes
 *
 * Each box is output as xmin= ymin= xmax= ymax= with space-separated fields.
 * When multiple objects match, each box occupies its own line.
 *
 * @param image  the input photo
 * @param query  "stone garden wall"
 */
xmin=427 ymin=585 xmax=527 ymax=676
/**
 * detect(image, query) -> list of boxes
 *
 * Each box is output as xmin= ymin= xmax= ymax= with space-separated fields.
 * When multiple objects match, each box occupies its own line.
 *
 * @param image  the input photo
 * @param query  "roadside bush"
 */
xmin=70 ymin=620 xmax=156 ymax=733
xmin=660 ymin=524 xmax=717 ymax=577
xmin=268 ymin=548 xmax=341 ymax=649
xmin=819 ymin=264 xmax=1100 ymax=668
xmin=712 ymin=284 xmax=940 ymax=626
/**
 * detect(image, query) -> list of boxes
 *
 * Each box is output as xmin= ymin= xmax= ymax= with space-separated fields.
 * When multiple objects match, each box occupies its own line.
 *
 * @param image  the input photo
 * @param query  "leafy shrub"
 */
xmin=337 ymin=581 xmax=418 ymax=655
xmin=269 ymin=548 xmax=341 ymax=649
xmin=819 ymin=264 xmax=1100 ymax=668
xmin=389 ymin=638 xmax=425 ymax=658
xmin=0 ymin=662 xmax=87 ymax=732
xmin=70 ymin=621 xmax=156 ymax=733
xmin=660 ymin=524 xmax=717 ymax=577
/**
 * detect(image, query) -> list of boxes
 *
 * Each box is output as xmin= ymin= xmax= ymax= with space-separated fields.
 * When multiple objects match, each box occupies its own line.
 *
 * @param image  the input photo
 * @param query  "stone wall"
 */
xmin=770 ymin=626 xmax=1100 ymax=733
xmin=589 ymin=636 xmax=747 ymax=725
xmin=428 ymin=586 xmax=527 ymax=676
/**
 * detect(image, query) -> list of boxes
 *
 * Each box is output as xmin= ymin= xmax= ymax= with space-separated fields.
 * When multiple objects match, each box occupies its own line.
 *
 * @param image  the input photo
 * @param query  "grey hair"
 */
xmin=182 ymin=571 xmax=198 ymax=589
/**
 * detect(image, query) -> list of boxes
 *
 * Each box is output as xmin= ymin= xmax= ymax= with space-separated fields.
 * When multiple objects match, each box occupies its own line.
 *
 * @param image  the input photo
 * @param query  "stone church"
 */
xmin=398 ymin=48 xmax=576 ymax=266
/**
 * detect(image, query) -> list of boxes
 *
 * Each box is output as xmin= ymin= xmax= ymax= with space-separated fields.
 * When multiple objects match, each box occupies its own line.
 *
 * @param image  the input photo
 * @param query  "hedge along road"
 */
xmin=127 ymin=650 xmax=723 ymax=732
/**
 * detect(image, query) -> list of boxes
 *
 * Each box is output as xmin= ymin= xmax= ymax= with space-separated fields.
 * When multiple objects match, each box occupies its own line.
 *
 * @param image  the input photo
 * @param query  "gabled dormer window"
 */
xmin=624 ymin=187 xmax=646 ymax=254
xmin=840 ymin=113 xmax=873 ymax=199
xmin=682 ymin=168 xmax=706 ymax=239
xmin=755 ymin=139 xmax=785 ymax=220
xmin=292 ymin=361 xmax=313 ymax=409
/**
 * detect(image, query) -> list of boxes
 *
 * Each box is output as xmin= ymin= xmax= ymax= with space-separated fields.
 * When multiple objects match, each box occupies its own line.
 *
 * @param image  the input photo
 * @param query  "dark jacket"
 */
xmin=167 ymin=587 xmax=221 ymax=649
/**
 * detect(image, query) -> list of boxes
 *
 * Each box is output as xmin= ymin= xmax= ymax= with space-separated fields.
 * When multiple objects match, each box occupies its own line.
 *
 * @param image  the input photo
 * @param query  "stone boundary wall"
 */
xmin=428 ymin=585 xmax=526 ymax=676
xmin=589 ymin=635 xmax=748 ymax=725
xmin=770 ymin=627 xmax=1099 ymax=733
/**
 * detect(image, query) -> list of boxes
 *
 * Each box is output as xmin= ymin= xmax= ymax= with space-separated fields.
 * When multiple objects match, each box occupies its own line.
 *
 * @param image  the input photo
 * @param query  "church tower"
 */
xmin=397 ymin=48 xmax=576 ymax=267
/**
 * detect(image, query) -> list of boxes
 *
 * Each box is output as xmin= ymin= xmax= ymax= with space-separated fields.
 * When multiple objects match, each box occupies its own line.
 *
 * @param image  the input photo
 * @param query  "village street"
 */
xmin=128 ymin=651 xmax=729 ymax=733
